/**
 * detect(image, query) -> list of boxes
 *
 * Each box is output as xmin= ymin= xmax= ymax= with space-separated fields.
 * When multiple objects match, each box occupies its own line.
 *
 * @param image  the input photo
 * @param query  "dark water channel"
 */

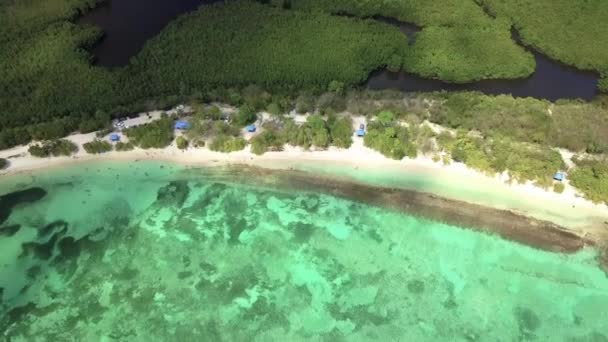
xmin=368 ymin=17 xmax=599 ymax=101
xmin=77 ymin=0 xmax=220 ymax=67
xmin=78 ymin=0 xmax=599 ymax=101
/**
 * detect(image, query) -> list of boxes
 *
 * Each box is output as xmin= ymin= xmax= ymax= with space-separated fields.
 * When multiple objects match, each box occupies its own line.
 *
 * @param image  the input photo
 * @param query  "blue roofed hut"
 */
xmin=174 ymin=121 xmax=190 ymax=130
xmin=110 ymin=133 xmax=121 ymax=142
xmin=553 ymin=172 xmax=564 ymax=182
xmin=356 ymin=123 xmax=366 ymax=137
xmin=246 ymin=124 xmax=256 ymax=133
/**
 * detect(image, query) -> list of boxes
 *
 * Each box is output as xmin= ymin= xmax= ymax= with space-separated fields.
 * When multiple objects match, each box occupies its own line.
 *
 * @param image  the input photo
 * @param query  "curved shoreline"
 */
xmin=1 ymin=140 xmax=607 ymax=268
xmin=204 ymin=165 xmax=595 ymax=252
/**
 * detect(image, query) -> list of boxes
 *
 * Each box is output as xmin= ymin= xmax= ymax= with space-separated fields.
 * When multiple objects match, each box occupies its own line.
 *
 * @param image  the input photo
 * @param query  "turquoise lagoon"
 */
xmin=0 ymin=160 xmax=607 ymax=341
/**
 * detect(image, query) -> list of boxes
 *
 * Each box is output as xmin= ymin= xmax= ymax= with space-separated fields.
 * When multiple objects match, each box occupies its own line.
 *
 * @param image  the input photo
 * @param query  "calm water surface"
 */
xmin=0 ymin=161 xmax=607 ymax=340
xmin=77 ymin=0 xmax=220 ymax=67
xmin=78 ymin=0 xmax=598 ymax=101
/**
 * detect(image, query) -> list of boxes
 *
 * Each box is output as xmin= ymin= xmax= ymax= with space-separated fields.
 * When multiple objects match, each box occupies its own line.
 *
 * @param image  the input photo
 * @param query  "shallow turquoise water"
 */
xmin=0 ymin=161 xmax=607 ymax=341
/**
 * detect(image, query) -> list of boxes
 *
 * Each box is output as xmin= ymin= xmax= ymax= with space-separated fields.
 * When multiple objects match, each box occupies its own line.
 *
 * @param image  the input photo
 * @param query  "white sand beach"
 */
xmin=0 ymin=108 xmax=606 ymax=243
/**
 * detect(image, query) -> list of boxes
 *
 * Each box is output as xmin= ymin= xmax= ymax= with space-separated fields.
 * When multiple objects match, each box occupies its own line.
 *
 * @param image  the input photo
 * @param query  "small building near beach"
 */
xmin=246 ymin=124 xmax=257 ymax=133
xmin=356 ymin=123 xmax=365 ymax=137
xmin=110 ymin=134 xmax=121 ymax=142
xmin=553 ymin=172 xmax=565 ymax=182
xmin=174 ymin=121 xmax=190 ymax=130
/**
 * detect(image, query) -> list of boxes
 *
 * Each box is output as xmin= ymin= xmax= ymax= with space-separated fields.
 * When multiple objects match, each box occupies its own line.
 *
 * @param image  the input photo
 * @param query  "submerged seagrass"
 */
xmin=1 ymin=161 xmax=607 ymax=340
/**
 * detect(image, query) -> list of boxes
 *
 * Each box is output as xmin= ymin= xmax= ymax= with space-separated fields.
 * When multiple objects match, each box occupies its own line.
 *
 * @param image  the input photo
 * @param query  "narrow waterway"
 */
xmin=367 ymin=18 xmax=599 ymax=101
xmin=78 ymin=0 xmax=599 ymax=101
xmin=77 ymin=0 xmax=220 ymax=67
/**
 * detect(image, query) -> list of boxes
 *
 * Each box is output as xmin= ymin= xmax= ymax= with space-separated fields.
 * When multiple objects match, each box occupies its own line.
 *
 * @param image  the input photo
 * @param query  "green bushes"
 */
xmin=251 ymin=130 xmax=285 ymax=155
xmin=428 ymin=92 xmax=608 ymax=153
xmin=28 ymin=139 xmax=78 ymax=157
xmin=1 ymin=0 xmax=607 ymax=153
xmin=444 ymin=134 xmax=564 ymax=186
xmin=0 ymin=158 xmax=8 ymax=169
xmin=83 ymin=139 xmax=113 ymax=154
xmin=289 ymin=0 xmax=497 ymax=27
xmin=234 ymin=105 xmax=257 ymax=127
xmin=553 ymin=183 xmax=565 ymax=194
xmin=364 ymin=112 xmax=417 ymax=160
xmin=115 ymin=142 xmax=135 ymax=152
xmin=209 ymin=135 xmax=247 ymax=153
xmin=176 ymin=136 xmax=189 ymax=150
xmin=317 ymin=92 xmax=347 ymax=115
xmin=569 ymin=158 xmax=608 ymax=204
xmin=124 ymin=117 xmax=174 ymax=149
xmin=1 ymin=22 xmax=119 ymax=138
xmin=288 ymin=0 xmax=535 ymax=82
xmin=600 ymin=77 xmax=608 ymax=93
xmin=0 ymin=0 xmax=406 ymax=148
xmin=284 ymin=115 xmax=331 ymax=149
xmin=128 ymin=0 xmax=407 ymax=96
xmin=402 ymin=24 xmax=535 ymax=82
xmin=295 ymin=93 xmax=315 ymax=114
xmin=329 ymin=116 xmax=353 ymax=148
xmin=250 ymin=115 xmax=353 ymax=155
xmin=480 ymin=0 xmax=608 ymax=80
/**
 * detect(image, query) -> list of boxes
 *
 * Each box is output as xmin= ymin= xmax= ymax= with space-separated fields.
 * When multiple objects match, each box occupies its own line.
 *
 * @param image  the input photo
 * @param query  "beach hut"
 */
xmin=174 ymin=121 xmax=190 ymax=130
xmin=246 ymin=124 xmax=257 ymax=133
xmin=553 ymin=172 xmax=565 ymax=182
xmin=356 ymin=123 xmax=366 ymax=137
xmin=110 ymin=133 xmax=121 ymax=142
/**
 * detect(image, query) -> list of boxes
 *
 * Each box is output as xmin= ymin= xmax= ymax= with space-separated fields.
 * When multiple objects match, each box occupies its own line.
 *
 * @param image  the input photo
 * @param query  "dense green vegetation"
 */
xmin=0 ymin=0 xmax=405 ymax=148
xmin=286 ymin=0 xmax=535 ymax=82
xmin=445 ymin=133 xmax=564 ymax=186
xmin=600 ymin=78 xmax=608 ymax=93
xmin=0 ymin=0 xmax=99 ymax=43
xmin=127 ymin=1 xmax=406 ymax=96
xmin=328 ymin=117 xmax=354 ymax=149
xmin=553 ymin=183 xmax=565 ymax=194
xmin=250 ymin=129 xmax=285 ymax=155
xmin=28 ymin=139 xmax=78 ymax=157
xmin=569 ymin=158 xmax=608 ymax=204
xmin=115 ymin=142 xmax=135 ymax=152
xmin=176 ymin=136 xmax=189 ymax=150
xmin=427 ymin=92 xmax=608 ymax=153
xmin=209 ymin=135 xmax=247 ymax=153
xmin=288 ymin=0 xmax=498 ymax=27
xmin=402 ymin=25 xmax=534 ymax=82
xmin=124 ymin=117 xmax=174 ymax=149
xmin=0 ymin=0 xmax=116 ymax=144
xmin=284 ymin=115 xmax=331 ymax=149
xmin=83 ymin=139 xmax=112 ymax=154
xmin=360 ymin=108 xmax=564 ymax=186
xmin=234 ymin=105 xmax=258 ymax=127
xmin=364 ymin=111 xmax=417 ymax=160
xmin=2 ymin=0 xmax=607 ymax=152
xmin=480 ymin=0 xmax=608 ymax=78
xmin=2 ymin=0 xmax=608 ymax=203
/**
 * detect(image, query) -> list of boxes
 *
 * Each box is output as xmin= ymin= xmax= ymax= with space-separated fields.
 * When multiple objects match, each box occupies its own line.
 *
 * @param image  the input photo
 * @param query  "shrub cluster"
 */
xmin=209 ymin=135 xmax=247 ymax=153
xmin=124 ymin=117 xmax=174 ymax=149
xmin=569 ymin=158 xmax=608 ymax=204
xmin=28 ymin=140 xmax=79 ymax=158
xmin=176 ymin=136 xmax=189 ymax=150
xmin=115 ymin=142 xmax=135 ymax=151
xmin=364 ymin=111 xmax=417 ymax=160
xmin=83 ymin=139 xmax=113 ymax=154
xmin=251 ymin=130 xmax=285 ymax=155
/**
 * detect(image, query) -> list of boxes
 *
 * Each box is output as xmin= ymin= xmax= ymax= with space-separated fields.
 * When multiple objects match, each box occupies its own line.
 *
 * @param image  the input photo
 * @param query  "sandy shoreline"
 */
xmin=1 ymin=132 xmax=607 ymax=252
